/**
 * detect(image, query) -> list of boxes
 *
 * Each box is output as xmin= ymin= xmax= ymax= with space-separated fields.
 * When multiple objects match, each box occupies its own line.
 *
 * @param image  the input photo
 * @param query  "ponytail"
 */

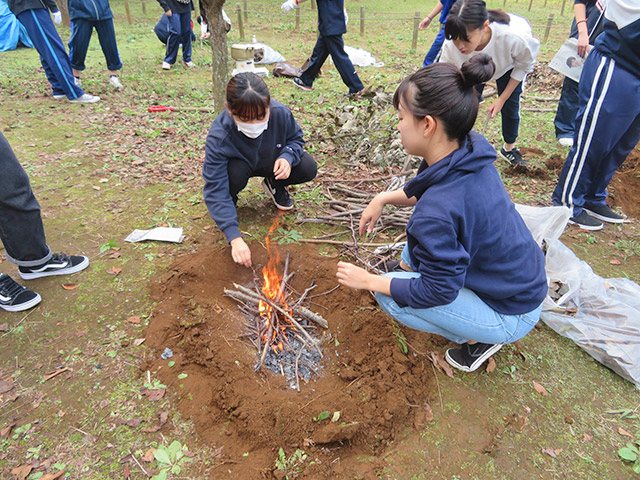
xmin=445 ymin=0 xmax=510 ymax=42
xmin=393 ymin=54 xmax=495 ymax=143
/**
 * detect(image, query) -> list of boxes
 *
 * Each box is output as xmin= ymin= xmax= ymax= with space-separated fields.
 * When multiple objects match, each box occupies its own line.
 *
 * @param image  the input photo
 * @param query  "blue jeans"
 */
xmin=0 ymin=132 xmax=51 ymax=267
xmin=299 ymin=33 xmax=364 ymax=94
xmin=374 ymin=246 xmax=542 ymax=344
xmin=69 ymin=18 xmax=122 ymax=72
xmin=164 ymin=11 xmax=192 ymax=64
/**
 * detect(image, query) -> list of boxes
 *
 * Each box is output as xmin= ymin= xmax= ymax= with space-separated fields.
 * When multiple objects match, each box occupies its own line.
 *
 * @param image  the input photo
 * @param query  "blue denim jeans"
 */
xmin=374 ymin=246 xmax=542 ymax=344
xmin=0 ymin=132 xmax=51 ymax=267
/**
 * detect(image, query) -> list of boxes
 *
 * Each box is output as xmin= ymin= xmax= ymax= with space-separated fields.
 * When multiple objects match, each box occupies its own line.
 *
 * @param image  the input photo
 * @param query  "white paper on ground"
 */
xmin=125 ymin=227 xmax=185 ymax=243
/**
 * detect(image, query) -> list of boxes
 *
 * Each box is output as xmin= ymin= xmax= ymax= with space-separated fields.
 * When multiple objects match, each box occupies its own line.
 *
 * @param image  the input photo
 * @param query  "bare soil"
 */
xmin=144 ymin=242 xmax=443 ymax=479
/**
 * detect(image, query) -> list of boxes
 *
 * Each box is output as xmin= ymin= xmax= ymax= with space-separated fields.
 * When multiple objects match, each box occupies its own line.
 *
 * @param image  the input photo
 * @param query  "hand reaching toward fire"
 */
xmin=273 ymin=158 xmax=291 ymax=180
xmin=231 ymin=237 xmax=252 ymax=268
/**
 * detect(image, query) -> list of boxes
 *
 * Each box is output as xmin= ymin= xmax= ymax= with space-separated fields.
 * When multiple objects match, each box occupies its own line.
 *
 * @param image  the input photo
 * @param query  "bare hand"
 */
xmin=577 ymin=31 xmax=589 ymax=58
xmin=230 ymin=237 xmax=252 ymax=268
xmin=336 ymin=261 xmax=372 ymax=290
xmin=201 ymin=32 xmax=211 ymax=39
xmin=166 ymin=9 xmax=172 ymax=16
xmin=419 ymin=16 xmax=432 ymax=30
xmin=487 ymin=98 xmax=505 ymax=119
xmin=273 ymin=158 xmax=291 ymax=180
xmin=359 ymin=196 xmax=384 ymax=236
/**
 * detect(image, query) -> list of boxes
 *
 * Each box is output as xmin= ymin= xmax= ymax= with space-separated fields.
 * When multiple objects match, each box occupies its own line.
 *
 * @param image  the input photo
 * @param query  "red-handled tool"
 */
xmin=147 ymin=105 xmax=215 ymax=113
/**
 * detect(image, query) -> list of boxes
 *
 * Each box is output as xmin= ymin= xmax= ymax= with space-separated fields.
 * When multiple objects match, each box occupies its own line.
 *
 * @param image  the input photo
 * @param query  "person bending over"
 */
xmin=336 ymin=55 xmax=547 ymax=372
xmin=203 ymin=73 xmax=317 ymax=268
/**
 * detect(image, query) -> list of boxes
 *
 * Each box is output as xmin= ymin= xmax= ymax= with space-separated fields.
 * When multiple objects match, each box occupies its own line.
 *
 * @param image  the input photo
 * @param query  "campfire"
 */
xmin=225 ymin=215 xmax=330 ymax=390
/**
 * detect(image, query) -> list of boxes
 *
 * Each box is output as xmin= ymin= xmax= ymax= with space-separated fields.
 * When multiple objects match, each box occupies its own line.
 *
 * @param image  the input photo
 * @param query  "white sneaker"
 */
xmin=558 ymin=137 xmax=574 ymax=147
xmin=109 ymin=76 xmax=123 ymax=89
xmin=183 ymin=61 xmax=195 ymax=68
xmin=162 ymin=62 xmax=171 ymax=70
xmin=53 ymin=94 xmax=66 ymax=100
xmin=70 ymin=93 xmax=100 ymax=104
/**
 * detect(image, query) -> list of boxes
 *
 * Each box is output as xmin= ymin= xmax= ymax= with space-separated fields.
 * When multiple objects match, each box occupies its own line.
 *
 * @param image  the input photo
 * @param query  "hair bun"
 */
xmin=460 ymin=53 xmax=495 ymax=89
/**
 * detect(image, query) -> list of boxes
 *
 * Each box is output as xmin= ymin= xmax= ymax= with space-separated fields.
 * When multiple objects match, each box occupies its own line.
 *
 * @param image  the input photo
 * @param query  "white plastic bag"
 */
xmin=343 ymin=46 xmax=384 ymax=67
xmin=253 ymin=43 xmax=285 ymax=64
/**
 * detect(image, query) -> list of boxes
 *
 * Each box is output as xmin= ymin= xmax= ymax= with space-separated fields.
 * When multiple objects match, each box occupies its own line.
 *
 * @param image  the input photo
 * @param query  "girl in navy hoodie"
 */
xmin=203 ymin=73 xmax=317 ymax=268
xmin=336 ymin=55 xmax=547 ymax=372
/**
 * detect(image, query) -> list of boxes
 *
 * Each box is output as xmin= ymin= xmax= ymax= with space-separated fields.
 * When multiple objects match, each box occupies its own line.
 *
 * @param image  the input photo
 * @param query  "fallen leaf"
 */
xmin=486 ymin=356 xmax=496 ymax=373
xmin=40 ymin=471 xmax=65 ymax=480
xmin=0 ymin=422 xmax=16 ymax=438
xmin=0 ymin=379 xmax=14 ymax=394
xmin=513 ymin=341 xmax=527 ymax=361
xmin=133 ymin=338 xmax=146 ymax=346
xmin=303 ymin=438 xmax=315 ymax=448
xmin=10 ymin=465 xmax=33 ymax=480
xmin=541 ymin=447 xmax=561 ymax=458
xmin=609 ymin=259 xmax=621 ymax=265
xmin=108 ymin=251 xmax=121 ymax=259
xmin=124 ymin=465 xmax=130 ymax=480
xmin=92 ymin=185 xmax=101 ymax=191
xmin=120 ymin=419 xmax=144 ymax=427
xmin=99 ymin=399 xmax=110 ymax=409
xmin=0 ymin=323 xmax=9 ymax=332
xmin=143 ymin=411 xmax=169 ymax=433
xmin=142 ymin=447 xmax=156 ymax=462
xmin=191 ymin=213 xmax=206 ymax=220
xmin=61 ymin=283 xmax=78 ymax=290
xmin=75 ymin=330 xmax=88 ymax=337
xmin=582 ymin=433 xmax=593 ymax=442
xmin=126 ymin=315 xmax=141 ymax=324
xmin=532 ymin=381 xmax=548 ymax=396
xmin=106 ymin=267 xmax=122 ymax=275
xmin=146 ymin=388 xmax=165 ymax=402
xmin=428 ymin=352 xmax=455 ymax=379
xmin=424 ymin=402 xmax=434 ymax=422
xmin=618 ymin=427 xmax=634 ymax=438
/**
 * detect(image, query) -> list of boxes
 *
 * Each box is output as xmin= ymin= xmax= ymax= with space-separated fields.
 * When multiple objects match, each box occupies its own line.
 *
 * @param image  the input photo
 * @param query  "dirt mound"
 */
xmin=144 ymin=242 xmax=438 ymax=479
xmin=610 ymin=148 xmax=640 ymax=219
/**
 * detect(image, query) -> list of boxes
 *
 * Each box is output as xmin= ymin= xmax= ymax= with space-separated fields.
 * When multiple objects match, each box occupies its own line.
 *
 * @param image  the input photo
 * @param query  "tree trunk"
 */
xmin=201 ymin=0 xmax=228 ymax=114
xmin=57 ymin=0 xmax=70 ymax=27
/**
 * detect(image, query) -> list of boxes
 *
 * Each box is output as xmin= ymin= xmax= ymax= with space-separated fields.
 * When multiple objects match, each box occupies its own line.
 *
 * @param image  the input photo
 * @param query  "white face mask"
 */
xmin=236 ymin=119 xmax=269 ymax=139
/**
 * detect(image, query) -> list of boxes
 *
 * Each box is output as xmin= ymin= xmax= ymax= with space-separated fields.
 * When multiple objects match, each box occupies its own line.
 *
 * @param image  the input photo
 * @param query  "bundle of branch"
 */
xmin=297 ymin=183 xmax=411 ymax=271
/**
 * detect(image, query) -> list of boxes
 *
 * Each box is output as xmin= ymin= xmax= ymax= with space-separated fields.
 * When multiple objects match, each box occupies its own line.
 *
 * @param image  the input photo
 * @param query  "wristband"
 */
xmin=576 ymin=19 xmax=587 ymax=25
xmin=427 ymin=15 xmax=433 ymax=20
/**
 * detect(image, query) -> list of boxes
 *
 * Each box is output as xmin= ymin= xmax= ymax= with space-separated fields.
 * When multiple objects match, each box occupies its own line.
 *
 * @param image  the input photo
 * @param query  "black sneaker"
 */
xmin=262 ymin=178 xmax=294 ymax=211
xmin=499 ymin=147 xmax=527 ymax=167
xmin=0 ymin=274 xmax=41 ymax=312
xmin=18 ymin=253 xmax=90 ymax=280
xmin=584 ymin=204 xmax=625 ymax=224
xmin=292 ymin=77 xmax=312 ymax=91
xmin=445 ymin=342 xmax=503 ymax=372
xmin=344 ymin=87 xmax=365 ymax=98
xmin=569 ymin=211 xmax=604 ymax=231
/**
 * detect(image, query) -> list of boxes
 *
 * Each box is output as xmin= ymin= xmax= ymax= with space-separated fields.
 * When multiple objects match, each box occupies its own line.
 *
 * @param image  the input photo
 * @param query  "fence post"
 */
xmin=311 ymin=0 xmax=316 ymax=10
xmin=544 ymin=0 xmax=548 ymax=6
xmin=411 ymin=12 xmax=420 ymax=51
xmin=237 ymin=4 xmax=244 ymax=40
xmin=295 ymin=5 xmax=300 ymax=30
xmin=560 ymin=0 xmax=567 ymax=16
xmin=243 ymin=0 xmax=248 ymax=22
xmin=141 ymin=0 xmax=146 ymax=16
xmin=123 ymin=0 xmax=132 ymax=24
xmin=193 ymin=0 xmax=199 ymax=17
xmin=543 ymin=13 xmax=554 ymax=43
xmin=528 ymin=0 xmax=533 ymax=11
xmin=503 ymin=0 xmax=506 ymax=8
xmin=360 ymin=6 xmax=365 ymax=36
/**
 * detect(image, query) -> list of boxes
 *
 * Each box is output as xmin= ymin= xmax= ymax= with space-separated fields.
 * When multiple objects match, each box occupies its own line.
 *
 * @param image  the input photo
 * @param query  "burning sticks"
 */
xmin=224 ymin=249 xmax=329 ymax=388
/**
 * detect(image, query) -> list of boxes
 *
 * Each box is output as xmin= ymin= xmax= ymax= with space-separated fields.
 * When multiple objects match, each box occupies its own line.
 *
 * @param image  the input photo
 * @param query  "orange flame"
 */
xmin=259 ymin=213 xmax=294 ymax=354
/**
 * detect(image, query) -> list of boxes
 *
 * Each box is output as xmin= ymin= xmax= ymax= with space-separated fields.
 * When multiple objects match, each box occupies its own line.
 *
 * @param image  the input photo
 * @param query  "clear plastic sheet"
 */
xmin=515 ymin=204 xmax=640 ymax=388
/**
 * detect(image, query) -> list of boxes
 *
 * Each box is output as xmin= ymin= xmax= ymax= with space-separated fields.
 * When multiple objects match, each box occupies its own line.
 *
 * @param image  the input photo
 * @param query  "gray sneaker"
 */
xmin=584 ymin=204 xmax=625 ymax=224
xmin=70 ymin=93 xmax=100 ymax=104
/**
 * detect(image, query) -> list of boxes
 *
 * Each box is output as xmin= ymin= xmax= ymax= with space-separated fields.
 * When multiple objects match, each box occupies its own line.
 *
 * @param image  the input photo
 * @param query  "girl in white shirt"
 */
xmin=439 ymin=0 xmax=539 ymax=167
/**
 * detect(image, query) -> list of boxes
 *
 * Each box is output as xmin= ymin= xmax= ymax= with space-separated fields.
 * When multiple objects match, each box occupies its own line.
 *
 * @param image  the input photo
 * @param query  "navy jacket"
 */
xmin=68 ymin=0 xmax=113 ymax=21
xmin=317 ymin=0 xmax=346 ymax=36
xmin=390 ymin=132 xmax=547 ymax=315
xmin=203 ymin=100 xmax=305 ymax=243
xmin=8 ymin=0 xmax=58 ymax=16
